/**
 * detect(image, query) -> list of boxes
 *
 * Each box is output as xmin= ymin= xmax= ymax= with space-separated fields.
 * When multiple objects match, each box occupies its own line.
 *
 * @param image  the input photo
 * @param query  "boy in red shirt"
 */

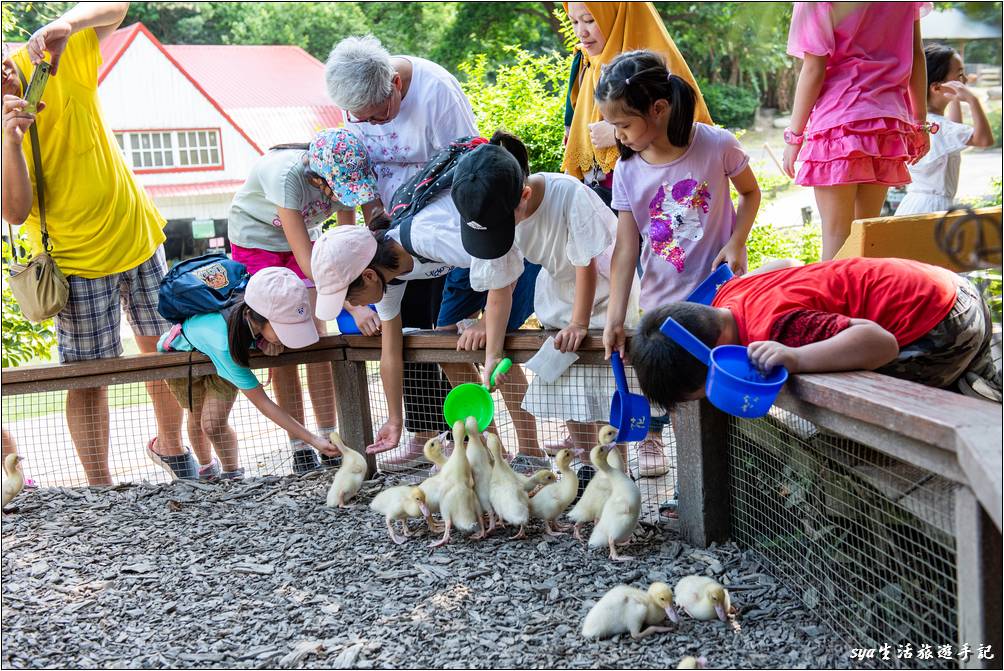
xmin=629 ymin=258 xmax=1001 ymax=409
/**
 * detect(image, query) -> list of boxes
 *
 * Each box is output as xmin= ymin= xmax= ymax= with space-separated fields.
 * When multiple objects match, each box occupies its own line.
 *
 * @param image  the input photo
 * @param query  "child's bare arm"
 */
xmin=603 ymin=211 xmax=641 ymax=359
xmin=712 ymin=165 xmax=760 ymax=274
xmin=748 ymin=318 xmax=899 ymax=375
xmin=782 ymin=53 xmax=827 ymax=178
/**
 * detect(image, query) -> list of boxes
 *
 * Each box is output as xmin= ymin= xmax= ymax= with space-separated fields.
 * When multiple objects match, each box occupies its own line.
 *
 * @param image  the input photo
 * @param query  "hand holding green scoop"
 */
xmin=442 ymin=358 xmax=512 ymax=431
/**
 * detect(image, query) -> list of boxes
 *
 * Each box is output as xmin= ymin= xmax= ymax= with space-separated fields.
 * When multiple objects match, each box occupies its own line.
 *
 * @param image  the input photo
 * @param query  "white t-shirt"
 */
xmin=228 ymin=149 xmax=344 ymax=251
xmin=375 ymin=191 xmax=523 ymax=321
xmin=897 ymin=113 xmax=973 ymax=215
xmin=515 ymin=173 xmax=638 ymax=329
xmin=516 ymin=173 xmax=615 ymax=284
xmin=346 ymin=57 xmax=479 ymax=205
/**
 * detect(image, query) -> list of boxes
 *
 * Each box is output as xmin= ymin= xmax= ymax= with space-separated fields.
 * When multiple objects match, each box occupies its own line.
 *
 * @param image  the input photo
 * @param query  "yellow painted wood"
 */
xmin=834 ymin=206 xmax=1002 ymax=271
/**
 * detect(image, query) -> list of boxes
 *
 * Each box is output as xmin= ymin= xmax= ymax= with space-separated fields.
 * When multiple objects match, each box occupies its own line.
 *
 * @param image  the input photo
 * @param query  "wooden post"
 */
xmin=674 ymin=398 xmax=731 ymax=547
xmin=332 ymin=359 xmax=376 ymax=476
xmin=955 ymin=485 xmax=1003 ymax=669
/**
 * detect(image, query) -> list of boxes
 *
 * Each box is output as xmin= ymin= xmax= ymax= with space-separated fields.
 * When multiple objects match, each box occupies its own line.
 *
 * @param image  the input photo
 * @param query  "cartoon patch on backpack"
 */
xmin=194 ymin=263 xmax=229 ymax=290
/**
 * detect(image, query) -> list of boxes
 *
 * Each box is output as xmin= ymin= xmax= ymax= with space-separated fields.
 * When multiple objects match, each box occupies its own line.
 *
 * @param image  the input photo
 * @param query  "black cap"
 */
xmin=452 ymin=144 xmax=524 ymax=260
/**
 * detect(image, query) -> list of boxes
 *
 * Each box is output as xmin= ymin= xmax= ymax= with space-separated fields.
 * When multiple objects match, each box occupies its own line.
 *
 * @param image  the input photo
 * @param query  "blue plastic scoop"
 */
xmin=609 ymin=352 xmax=651 ymax=442
xmin=686 ymin=264 xmax=734 ymax=305
xmin=659 ymin=317 xmax=788 ymax=419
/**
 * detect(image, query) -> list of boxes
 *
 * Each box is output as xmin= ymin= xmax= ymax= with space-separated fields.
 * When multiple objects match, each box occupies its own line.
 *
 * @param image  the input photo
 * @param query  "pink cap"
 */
xmin=312 ymin=225 xmax=377 ymax=320
xmin=245 ymin=267 xmax=319 ymax=349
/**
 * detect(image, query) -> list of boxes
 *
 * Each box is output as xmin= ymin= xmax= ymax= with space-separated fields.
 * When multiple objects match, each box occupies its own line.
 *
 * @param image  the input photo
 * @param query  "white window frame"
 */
xmin=113 ymin=129 xmax=223 ymax=172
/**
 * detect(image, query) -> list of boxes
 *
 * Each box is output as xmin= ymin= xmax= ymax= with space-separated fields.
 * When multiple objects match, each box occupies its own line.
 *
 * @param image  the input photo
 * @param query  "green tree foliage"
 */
xmin=431 ymin=1 xmax=563 ymax=71
xmin=702 ymin=83 xmax=760 ymax=129
xmin=655 ymin=2 xmax=795 ymax=108
xmin=459 ymin=48 xmax=570 ymax=173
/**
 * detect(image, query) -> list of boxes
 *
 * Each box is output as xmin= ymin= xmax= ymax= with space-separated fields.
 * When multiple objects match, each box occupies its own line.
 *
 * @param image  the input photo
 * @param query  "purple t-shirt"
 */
xmin=611 ymin=123 xmax=749 ymax=309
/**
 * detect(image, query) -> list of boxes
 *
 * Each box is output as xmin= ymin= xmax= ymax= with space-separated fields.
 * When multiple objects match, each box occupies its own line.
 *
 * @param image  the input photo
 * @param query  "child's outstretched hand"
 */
xmin=711 ymin=242 xmax=748 ymax=276
xmin=309 ymin=434 xmax=341 ymax=457
xmin=748 ymin=340 xmax=798 ymax=375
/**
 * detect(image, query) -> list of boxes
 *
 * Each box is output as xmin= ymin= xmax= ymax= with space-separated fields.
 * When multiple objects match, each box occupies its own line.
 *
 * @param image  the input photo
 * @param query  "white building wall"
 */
xmin=154 ymin=193 xmax=235 ymax=221
xmin=98 ymin=33 xmax=262 ymax=188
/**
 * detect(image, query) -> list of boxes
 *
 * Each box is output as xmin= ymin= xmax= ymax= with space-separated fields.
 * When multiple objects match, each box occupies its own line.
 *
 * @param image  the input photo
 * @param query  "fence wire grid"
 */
xmin=729 ymin=407 xmax=961 ymax=668
xmin=1 ymin=356 xmax=676 ymax=522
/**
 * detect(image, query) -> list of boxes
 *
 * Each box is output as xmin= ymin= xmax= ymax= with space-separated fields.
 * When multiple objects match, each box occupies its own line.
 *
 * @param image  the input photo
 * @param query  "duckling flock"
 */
xmin=323 ymin=420 xmax=741 ymax=644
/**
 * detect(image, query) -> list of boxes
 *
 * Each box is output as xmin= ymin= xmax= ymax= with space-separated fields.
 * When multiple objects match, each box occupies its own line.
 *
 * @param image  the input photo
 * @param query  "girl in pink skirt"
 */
xmin=782 ymin=2 xmax=933 ymax=259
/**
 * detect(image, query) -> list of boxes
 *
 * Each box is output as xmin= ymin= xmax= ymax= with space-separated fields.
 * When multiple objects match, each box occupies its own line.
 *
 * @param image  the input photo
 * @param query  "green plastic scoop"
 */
xmin=443 ymin=358 xmax=512 ymax=431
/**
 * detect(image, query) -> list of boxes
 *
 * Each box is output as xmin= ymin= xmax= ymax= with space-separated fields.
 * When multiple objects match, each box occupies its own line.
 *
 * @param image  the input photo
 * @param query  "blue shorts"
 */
xmin=437 ymin=260 xmax=541 ymax=331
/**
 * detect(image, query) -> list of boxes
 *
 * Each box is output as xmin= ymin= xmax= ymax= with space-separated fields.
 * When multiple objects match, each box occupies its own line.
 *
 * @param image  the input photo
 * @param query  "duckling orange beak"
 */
xmin=665 ymin=605 xmax=680 ymax=623
xmin=715 ymin=602 xmax=727 ymax=621
xmin=419 ymin=502 xmax=430 ymax=518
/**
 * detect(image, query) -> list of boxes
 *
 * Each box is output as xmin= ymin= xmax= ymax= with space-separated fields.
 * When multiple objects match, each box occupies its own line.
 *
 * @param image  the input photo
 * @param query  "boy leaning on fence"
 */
xmin=629 ymin=257 xmax=1002 ymax=410
xmin=2 ymin=2 xmax=187 ymax=485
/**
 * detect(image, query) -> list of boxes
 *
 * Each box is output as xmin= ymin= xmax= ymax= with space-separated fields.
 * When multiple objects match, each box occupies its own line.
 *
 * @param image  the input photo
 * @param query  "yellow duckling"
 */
xmin=677 ymin=656 xmax=707 ymax=669
xmin=674 ymin=575 xmax=733 ymax=622
xmin=431 ymin=419 xmax=484 ymax=547
xmin=325 ymin=431 xmax=368 ymax=508
xmin=486 ymin=433 xmax=530 ymax=539
xmin=2 ymin=454 xmax=25 ymax=510
xmin=588 ymin=425 xmax=640 ymax=561
xmin=418 ymin=438 xmax=448 ymax=515
xmin=581 ymin=582 xmax=679 ymax=639
xmin=528 ymin=448 xmax=577 ymax=536
xmin=370 ymin=486 xmax=431 ymax=544
xmin=567 ymin=443 xmax=615 ymax=542
xmin=516 ymin=468 xmax=556 ymax=494
xmin=465 ymin=417 xmax=496 ymax=534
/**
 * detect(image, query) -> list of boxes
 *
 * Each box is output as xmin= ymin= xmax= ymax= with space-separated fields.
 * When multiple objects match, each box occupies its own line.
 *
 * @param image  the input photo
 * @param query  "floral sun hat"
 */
xmin=308 ymin=128 xmax=379 ymax=207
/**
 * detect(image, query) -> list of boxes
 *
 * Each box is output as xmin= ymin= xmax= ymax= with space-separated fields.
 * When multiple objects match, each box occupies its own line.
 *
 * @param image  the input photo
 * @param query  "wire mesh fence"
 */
xmin=729 ymin=407 xmax=961 ymax=668
xmin=364 ymin=360 xmax=677 ymax=522
xmin=1 ymin=361 xmax=338 ymax=487
xmin=1 ymin=350 xmax=676 ymax=521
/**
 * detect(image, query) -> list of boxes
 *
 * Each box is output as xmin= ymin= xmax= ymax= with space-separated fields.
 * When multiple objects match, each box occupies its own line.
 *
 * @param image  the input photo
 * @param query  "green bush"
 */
xmin=703 ymin=82 xmax=759 ymax=130
xmin=986 ymin=106 xmax=1002 ymax=149
xmin=459 ymin=48 xmax=570 ymax=173
xmin=2 ymin=236 xmax=57 ymax=368
xmin=746 ymin=221 xmax=821 ymax=270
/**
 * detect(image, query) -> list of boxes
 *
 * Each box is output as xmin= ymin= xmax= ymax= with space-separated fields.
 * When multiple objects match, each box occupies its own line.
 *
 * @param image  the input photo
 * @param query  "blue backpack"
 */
xmin=157 ymin=253 xmax=249 ymax=323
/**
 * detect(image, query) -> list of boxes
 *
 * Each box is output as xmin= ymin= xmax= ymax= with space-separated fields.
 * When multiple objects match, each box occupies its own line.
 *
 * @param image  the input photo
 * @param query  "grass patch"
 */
xmin=1 ymin=382 xmax=155 ymax=422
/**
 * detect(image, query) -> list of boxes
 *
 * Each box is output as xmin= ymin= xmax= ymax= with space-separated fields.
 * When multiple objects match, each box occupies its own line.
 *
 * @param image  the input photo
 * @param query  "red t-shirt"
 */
xmin=711 ymin=258 xmax=959 ymax=347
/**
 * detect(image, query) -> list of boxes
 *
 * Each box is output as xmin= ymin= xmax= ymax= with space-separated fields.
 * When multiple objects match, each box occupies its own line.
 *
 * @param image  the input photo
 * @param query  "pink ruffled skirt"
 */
xmin=796 ymin=117 xmax=923 ymax=187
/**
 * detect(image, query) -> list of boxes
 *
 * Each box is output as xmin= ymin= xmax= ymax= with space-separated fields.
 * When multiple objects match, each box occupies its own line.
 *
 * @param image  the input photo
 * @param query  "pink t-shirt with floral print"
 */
xmin=611 ymin=123 xmax=749 ymax=310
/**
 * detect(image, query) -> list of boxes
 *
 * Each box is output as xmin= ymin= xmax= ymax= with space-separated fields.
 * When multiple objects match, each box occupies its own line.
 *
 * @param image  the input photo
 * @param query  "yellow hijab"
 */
xmin=561 ymin=2 xmax=713 ymax=179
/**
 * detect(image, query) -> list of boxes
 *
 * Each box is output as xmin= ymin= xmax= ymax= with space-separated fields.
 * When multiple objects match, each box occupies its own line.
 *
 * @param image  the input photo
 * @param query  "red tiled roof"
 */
xmin=143 ymin=179 xmax=245 ymax=198
xmin=98 ymin=23 xmax=343 ymax=153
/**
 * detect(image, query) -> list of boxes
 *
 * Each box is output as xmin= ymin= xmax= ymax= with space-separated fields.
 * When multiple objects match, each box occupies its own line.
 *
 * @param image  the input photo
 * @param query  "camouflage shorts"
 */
xmin=877 ymin=278 xmax=1001 ymax=391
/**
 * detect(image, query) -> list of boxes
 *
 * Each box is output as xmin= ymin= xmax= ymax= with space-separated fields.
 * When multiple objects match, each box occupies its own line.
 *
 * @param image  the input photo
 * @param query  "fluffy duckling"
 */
xmin=486 ymin=432 xmax=531 ymax=539
xmin=588 ymin=425 xmax=641 ymax=561
xmin=426 ymin=439 xmax=448 ymax=470
xmin=677 ymin=656 xmax=707 ymax=669
xmin=465 ymin=417 xmax=496 ymax=533
xmin=431 ymin=420 xmax=484 ymax=548
xmin=516 ymin=468 xmax=556 ymax=494
xmin=325 ymin=431 xmax=368 ymax=508
xmin=418 ymin=438 xmax=449 ymax=516
xmin=567 ymin=444 xmax=612 ymax=542
xmin=528 ymin=448 xmax=577 ymax=536
xmin=674 ymin=575 xmax=734 ymax=623
xmin=581 ymin=582 xmax=679 ymax=639
xmin=370 ymin=486 xmax=432 ymax=544
xmin=2 ymin=454 xmax=25 ymax=510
